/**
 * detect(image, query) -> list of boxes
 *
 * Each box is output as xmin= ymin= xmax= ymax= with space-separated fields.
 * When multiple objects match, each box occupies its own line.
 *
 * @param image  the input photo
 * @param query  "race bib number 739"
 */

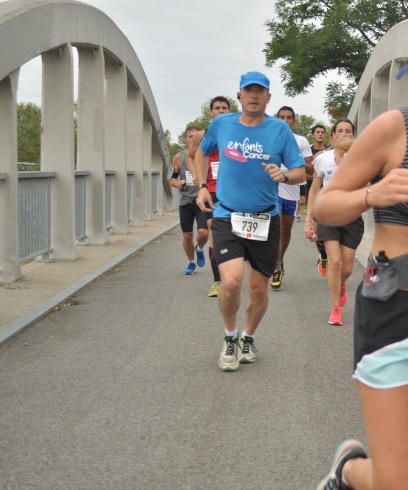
xmin=231 ymin=213 xmax=271 ymax=241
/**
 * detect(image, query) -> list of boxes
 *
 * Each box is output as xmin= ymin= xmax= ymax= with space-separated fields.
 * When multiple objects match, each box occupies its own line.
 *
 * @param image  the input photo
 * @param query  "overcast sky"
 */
xmin=15 ymin=0 xmax=339 ymax=141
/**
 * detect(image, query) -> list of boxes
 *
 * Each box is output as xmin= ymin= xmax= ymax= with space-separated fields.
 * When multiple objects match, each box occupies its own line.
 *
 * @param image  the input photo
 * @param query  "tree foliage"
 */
xmin=17 ymin=102 xmax=41 ymax=165
xmin=292 ymin=114 xmax=320 ymax=138
xmin=324 ymin=80 xmax=356 ymax=121
xmin=164 ymin=129 xmax=183 ymax=162
xmin=264 ymin=0 xmax=408 ymax=119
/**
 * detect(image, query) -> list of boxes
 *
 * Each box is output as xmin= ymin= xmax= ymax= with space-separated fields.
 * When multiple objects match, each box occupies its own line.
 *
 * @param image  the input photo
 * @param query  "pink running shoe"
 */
xmin=328 ymin=306 xmax=343 ymax=326
xmin=317 ymin=257 xmax=328 ymax=277
xmin=339 ymin=283 xmax=347 ymax=307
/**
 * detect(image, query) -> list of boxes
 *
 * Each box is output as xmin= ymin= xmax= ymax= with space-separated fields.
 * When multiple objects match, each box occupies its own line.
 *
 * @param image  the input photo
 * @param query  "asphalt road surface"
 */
xmin=0 ymin=222 xmax=367 ymax=490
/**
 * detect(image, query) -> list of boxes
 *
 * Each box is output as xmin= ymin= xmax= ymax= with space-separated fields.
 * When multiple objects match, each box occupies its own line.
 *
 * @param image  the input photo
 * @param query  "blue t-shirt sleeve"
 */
xmin=199 ymin=119 xmax=219 ymax=155
xmin=281 ymin=126 xmax=305 ymax=170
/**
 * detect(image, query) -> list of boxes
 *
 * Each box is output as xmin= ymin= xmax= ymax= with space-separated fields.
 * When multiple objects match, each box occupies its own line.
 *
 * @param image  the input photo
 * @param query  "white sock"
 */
xmin=241 ymin=331 xmax=254 ymax=339
xmin=195 ymin=243 xmax=203 ymax=251
xmin=225 ymin=329 xmax=237 ymax=339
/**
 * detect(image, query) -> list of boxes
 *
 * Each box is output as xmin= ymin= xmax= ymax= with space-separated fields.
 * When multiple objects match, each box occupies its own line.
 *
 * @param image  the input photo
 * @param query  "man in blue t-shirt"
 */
xmin=194 ymin=71 xmax=305 ymax=372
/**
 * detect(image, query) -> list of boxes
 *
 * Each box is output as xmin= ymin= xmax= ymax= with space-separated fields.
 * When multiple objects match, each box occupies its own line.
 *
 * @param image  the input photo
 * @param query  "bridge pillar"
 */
xmin=105 ymin=61 xmax=129 ymax=234
xmin=151 ymin=139 xmax=165 ymax=215
xmin=77 ymin=46 xmax=108 ymax=245
xmin=127 ymin=84 xmax=145 ymax=226
xmin=371 ymin=67 xmax=389 ymax=120
xmin=143 ymin=119 xmax=152 ymax=220
xmin=0 ymin=70 xmax=22 ymax=283
xmin=390 ymin=59 xmax=408 ymax=108
xmin=357 ymin=93 xmax=371 ymax=134
xmin=42 ymin=44 xmax=79 ymax=260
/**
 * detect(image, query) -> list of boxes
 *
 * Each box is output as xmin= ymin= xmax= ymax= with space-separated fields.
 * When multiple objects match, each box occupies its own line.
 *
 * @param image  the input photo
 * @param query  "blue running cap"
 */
xmin=239 ymin=71 xmax=270 ymax=90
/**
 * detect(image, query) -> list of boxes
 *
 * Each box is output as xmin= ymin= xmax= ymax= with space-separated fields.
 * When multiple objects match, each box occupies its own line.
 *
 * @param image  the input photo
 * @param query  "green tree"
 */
xmin=17 ymin=102 xmax=41 ymax=166
xmin=164 ymin=129 xmax=183 ymax=162
xmin=294 ymin=115 xmax=331 ymax=145
xmin=264 ymin=1 xmax=408 ymax=119
xmin=292 ymin=114 xmax=319 ymax=138
xmin=324 ymin=80 xmax=356 ymax=121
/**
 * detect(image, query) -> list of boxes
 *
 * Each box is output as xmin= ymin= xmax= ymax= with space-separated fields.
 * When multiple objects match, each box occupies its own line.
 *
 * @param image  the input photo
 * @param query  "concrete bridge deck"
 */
xmin=0 ymin=215 xmax=371 ymax=489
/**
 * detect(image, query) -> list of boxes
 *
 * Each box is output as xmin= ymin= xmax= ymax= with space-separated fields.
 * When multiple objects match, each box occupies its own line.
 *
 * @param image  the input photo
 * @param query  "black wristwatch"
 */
xmin=282 ymin=174 xmax=289 ymax=183
xmin=199 ymin=183 xmax=208 ymax=189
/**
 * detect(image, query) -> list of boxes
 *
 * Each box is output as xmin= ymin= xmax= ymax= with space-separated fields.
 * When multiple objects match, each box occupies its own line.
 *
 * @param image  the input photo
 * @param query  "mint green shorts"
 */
xmin=353 ymin=338 xmax=408 ymax=389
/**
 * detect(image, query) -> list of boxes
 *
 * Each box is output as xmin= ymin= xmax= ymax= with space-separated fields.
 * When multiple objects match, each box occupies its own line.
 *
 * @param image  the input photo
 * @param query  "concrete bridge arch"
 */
xmin=348 ymin=19 xmax=408 ymax=131
xmin=0 ymin=0 xmax=171 ymax=282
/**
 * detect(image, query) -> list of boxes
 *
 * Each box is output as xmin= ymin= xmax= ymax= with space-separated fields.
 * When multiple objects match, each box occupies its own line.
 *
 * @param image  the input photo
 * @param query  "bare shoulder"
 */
xmin=187 ymin=130 xmax=205 ymax=158
xmin=191 ymin=130 xmax=205 ymax=147
xmin=194 ymin=130 xmax=205 ymax=141
xmin=353 ymin=110 xmax=405 ymax=162
xmin=172 ymin=152 xmax=181 ymax=170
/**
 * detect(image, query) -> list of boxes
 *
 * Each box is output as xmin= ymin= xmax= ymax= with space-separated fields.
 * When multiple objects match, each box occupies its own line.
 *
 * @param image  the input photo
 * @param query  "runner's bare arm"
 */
xmin=168 ymin=154 xmax=185 ymax=189
xmin=186 ymin=131 xmax=205 ymax=182
xmin=262 ymin=163 xmax=305 ymax=184
xmin=194 ymin=146 xmax=213 ymax=212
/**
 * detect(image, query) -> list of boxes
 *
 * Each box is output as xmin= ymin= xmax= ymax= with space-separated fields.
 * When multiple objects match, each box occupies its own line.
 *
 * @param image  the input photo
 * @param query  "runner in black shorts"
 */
xmin=310 ymin=127 xmax=330 ymax=278
xmin=168 ymin=126 xmax=208 ymax=275
xmin=305 ymin=118 xmax=363 ymax=326
xmin=194 ymin=71 xmax=305 ymax=372
xmin=186 ymin=96 xmax=230 ymax=296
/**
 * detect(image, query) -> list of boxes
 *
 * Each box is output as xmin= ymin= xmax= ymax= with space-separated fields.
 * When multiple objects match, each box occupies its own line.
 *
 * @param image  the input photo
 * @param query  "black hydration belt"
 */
xmin=218 ymin=200 xmax=275 ymax=214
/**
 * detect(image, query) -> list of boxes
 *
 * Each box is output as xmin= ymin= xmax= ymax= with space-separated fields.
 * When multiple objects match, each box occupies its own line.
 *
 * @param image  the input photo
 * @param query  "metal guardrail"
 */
xmin=127 ymin=172 xmax=134 ymax=223
xmin=17 ymin=170 xmax=120 ymax=261
xmin=18 ymin=172 xmax=54 ymax=261
xmin=75 ymin=171 xmax=89 ymax=243
xmin=9 ymin=167 xmax=165 ymax=268
xmin=151 ymin=172 xmax=159 ymax=215
xmin=105 ymin=171 xmax=114 ymax=230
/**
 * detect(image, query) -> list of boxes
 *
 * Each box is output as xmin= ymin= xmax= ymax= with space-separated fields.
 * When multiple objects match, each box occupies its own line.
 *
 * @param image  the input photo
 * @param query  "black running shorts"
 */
xmin=317 ymin=216 xmax=364 ymax=250
xmin=354 ymin=283 xmax=408 ymax=369
xmin=179 ymin=202 xmax=208 ymax=233
xmin=211 ymin=215 xmax=280 ymax=277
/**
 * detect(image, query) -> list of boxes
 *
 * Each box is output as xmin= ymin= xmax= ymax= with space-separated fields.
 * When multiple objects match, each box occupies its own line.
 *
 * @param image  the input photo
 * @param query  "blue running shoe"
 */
xmin=184 ymin=262 xmax=196 ymax=275
xmin=195 ymin=244 xmax=205 ymax=267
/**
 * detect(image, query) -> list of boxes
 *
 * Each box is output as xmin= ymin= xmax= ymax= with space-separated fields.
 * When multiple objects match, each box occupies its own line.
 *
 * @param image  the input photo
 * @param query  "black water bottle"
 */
xmin=375 ymin=250 xmax=389 ymax=264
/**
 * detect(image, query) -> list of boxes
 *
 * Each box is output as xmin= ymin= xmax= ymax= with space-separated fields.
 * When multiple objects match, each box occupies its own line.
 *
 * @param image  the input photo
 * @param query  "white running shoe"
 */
xmin=238 ymin=336 xmax=257 ymax=363
xmin=218 ymin=336 xmax=239 ymax=371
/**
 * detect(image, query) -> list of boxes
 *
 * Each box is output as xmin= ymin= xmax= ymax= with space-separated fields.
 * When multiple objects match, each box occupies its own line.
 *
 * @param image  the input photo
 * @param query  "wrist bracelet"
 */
xmin=365 ymin=186 xmax=372 ymax=207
